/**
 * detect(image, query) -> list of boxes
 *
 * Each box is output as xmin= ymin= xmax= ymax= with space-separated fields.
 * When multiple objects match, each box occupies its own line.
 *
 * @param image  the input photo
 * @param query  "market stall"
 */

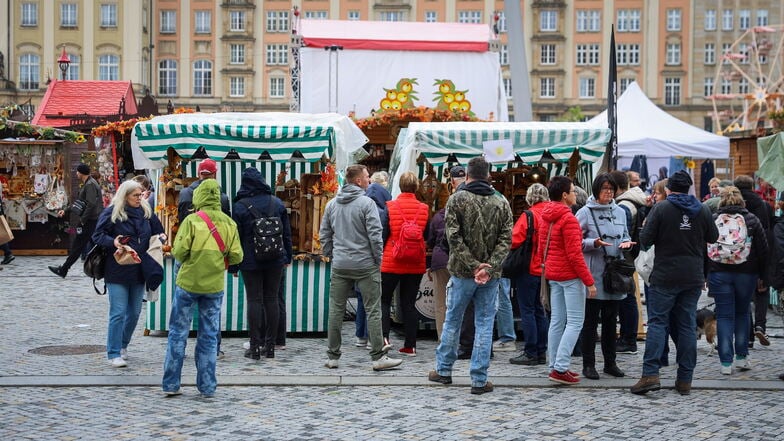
xmin=131 ymin=112 xmax=368 ymax=333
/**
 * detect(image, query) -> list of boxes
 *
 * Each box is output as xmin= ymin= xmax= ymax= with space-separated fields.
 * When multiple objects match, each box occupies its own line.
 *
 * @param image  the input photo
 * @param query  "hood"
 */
xmin=463 ymin=180 xmax=495 ymax=196
xmin=540 ymin=201 xmax=574 ymax=223
xmin=366 ymin=183 xmax=392 ymax=210
xmin=193 ymin=179 xmax=222 ymax=211
xmin=584 ymin=195 xmax=616 ymax=210
xmin=336 ymin=183 xmax=366 ymax=204
xmin=616 ymin=186 xmax=648 ymax=206
xmin=666 ymin=193 xmax=702 ymax=218
xmin=235 ymin=167 xmax=271 ymax=201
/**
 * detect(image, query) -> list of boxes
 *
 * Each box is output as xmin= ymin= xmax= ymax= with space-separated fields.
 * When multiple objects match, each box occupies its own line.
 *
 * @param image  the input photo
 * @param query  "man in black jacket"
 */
xmin=48 ymin=163 xmax=102 ymax=278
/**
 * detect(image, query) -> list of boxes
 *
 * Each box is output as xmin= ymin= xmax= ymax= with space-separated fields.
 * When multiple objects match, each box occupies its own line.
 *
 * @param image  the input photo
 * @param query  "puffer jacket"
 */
xmin=537 ymin=201 xmax=594 ymax=286
xmin=576 ymin=197 xmax=631 ymax=300
xmin=510 ymin=201 xmax=547 ymax=276
xmin=381 ymin=193 xmax=429 ymax=274
xmin=708 ymin=205 xmax=767 ymax=276
xmin=172 ymin=180 xmax=243 ymax=294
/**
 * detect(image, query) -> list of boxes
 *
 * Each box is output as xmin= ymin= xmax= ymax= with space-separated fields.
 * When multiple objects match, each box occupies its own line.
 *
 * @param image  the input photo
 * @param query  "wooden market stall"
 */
xmin=131 ymin=112 xmax=368 ymax=333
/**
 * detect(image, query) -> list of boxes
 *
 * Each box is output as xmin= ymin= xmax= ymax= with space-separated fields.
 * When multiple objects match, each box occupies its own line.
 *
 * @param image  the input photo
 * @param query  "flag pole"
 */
xmin=607 ymin=24 xmax=618 ymax=172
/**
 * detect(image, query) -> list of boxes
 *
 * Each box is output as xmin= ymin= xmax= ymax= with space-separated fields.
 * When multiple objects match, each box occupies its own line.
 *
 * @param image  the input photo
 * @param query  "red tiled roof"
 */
xmin=32 ymin=80 xmax=139 ymax=128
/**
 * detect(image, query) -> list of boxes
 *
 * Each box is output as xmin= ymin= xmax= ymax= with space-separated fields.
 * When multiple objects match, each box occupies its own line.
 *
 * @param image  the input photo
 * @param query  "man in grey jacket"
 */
xmin=319 ymin=164 xmax=402 ymax=371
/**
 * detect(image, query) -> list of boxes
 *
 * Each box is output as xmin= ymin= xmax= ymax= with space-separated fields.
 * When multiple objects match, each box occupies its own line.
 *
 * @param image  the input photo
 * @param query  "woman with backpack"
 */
xmin=707 ymin=186 xmax=768 ymax=375
xmin=380 ymin=171 xmax=429 ymax=356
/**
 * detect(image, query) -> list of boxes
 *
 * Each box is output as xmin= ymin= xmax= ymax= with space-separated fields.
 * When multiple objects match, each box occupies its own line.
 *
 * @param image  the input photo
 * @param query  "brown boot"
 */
xmin=674 ymin=380 xmax=691 ymax=395
xmin=630 ymin=375 xmax=661 ymax=395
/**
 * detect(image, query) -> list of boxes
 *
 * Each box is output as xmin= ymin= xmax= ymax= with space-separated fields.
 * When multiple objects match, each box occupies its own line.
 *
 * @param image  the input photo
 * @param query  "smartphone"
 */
xmin=119 ymin=236 xmax=131 ymax=245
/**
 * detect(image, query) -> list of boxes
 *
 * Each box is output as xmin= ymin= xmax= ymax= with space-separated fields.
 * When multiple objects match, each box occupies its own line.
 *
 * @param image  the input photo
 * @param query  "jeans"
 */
xmin=242 ymin=266 xmax=284 ymax=349
xmin=495 ymin=277 xmax=516 ymax=342
xmin=547 ymin=278 xmax=585 ymax=373
xmin=0 ymin=242 xmax=12 ymax=256
xmin=106 ymin=282 xmax=145 ymax=359
xmin=617 ymin=287 xmax=639 ymax=343
xmin=710 ymin=271 xmax=756 ymax=364
xmin=327 ymin=267 xmax=384 ymax=361
xmin=381 ymin=272 xmax=424 ymax=349
xmin=580 ymin=299 xmax=620 ymax=368
xmin=435 ymin=276 xmax=499 ymax=388
xmin=162 ymin=286 xmax=223 ymax=395
xmin=62 ymin=219 xmax=97 ymax=272
xmin=515 ymin=272 xmax=548 ymax=357
xmin=354 ymin=286 xmax=367 ymax=339
xmin=175 ymin=260 xmax=222 ymax=353
xmin=642 ymin=284 xmax=701 ymax=382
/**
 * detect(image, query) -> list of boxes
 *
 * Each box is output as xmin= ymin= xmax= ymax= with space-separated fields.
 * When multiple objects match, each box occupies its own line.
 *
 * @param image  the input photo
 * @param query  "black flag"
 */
xmin=607 ymin=25 xmax=618 ymax=171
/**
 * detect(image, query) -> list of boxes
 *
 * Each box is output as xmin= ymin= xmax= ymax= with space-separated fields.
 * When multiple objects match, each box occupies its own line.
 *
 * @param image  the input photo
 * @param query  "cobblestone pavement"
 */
xmin=1 ymin=257 xmax=784 ymax=440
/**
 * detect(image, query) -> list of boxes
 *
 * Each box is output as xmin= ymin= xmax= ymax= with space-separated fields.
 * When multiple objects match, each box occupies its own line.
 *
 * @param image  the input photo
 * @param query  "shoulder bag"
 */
xmin=588 ymin=208 xmax=636 ymax=295
xmin=196 ymin=211 xmax=229 ymax=269
xmin=83 ymin=244 xmax=107 ymax=295
xmin=539 ymin=223 xmax=554 ymax=311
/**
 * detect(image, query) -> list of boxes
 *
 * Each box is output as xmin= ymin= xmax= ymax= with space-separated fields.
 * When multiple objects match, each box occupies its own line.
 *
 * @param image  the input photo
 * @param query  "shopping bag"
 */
xmin=0 ymin=215 xmax=13 ymax=246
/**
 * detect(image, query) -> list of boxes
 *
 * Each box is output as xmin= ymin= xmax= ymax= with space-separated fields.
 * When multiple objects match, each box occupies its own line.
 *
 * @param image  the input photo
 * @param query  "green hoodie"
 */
xmin=172 ymin=179 xmax=243 ymax=294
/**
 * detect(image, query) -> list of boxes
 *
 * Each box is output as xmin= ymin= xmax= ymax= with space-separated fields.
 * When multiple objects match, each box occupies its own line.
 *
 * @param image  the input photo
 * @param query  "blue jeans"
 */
xmin=106 ymin=282 xmax=145 ymax=359
xmin=435 ymin=276 xmax=499 ymax=387
xmin=495 ymin=277 xmax=516 ymax=342
xmin=162 ymin=286 xmax=223 ymax=395
xmin=354 ymin=286 xmax=368 ymax=339
xmin=515 ymin=272 xmax=548 ymax=357
xmin=642 ymin=284 xmax=701 ymax=382
xmin=175 ymin=259 xmax=222 ymax=352
xmin=547 ymin=279 xmax=585 ymax=372
xmin=710 ymin=272 xmax=757 ymax=364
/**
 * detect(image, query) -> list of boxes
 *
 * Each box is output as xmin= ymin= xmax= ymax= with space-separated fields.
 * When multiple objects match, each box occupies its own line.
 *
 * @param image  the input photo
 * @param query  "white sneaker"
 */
xmin=110 ymin=357 xmax=127 ymax=368
xmin=734 ymin=358 xmax=751 ymax=371
xmin=382 ymin=338 xmax=393 ymax=352
xmin=164 ymin=388 xmax=182 ymax=397
xmin=492 ymin=340 xmax=517 ymax=352
xmin=324 ymin=359 xmax=339 ymax=369
xmin=372 ymin=355 xmax=403 ymax=371
xmin=354 ymin=337 xmax=368 ymax=347
xmin=120 ymin=348 xmax=128 ymax=360
xmin=720 ymin=364 xmax=732 ymax=375
xmin=243 ymin=341 xmax=251 ymax=350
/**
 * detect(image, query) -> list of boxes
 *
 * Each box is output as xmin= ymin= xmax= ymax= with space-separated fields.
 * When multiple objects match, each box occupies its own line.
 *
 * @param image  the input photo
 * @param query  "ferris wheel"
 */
xmin=710 ymin=24 xmax=784 ymax=134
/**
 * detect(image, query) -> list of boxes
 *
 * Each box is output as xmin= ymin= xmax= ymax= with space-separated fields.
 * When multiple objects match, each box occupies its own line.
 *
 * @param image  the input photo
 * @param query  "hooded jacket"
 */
xmin=615 ymin=186 xmax=648 ymax=220
xmin=172 ymin=179 xmax=243 ymax=294
xmin=231 ymin=167 xmax=292 ymax=271
xmin=537 ymin=201 xmax=594 ymax=286
xmin=319 ymin=183 xmax=383 ymax=271
xmin=177 ymin=178 xmax=231 ymax=224
xmin=708 ymin=205 xmax=768 ymax=276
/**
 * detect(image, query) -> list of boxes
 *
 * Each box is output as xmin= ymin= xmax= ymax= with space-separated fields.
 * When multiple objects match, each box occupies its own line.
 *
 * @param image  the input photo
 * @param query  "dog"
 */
xmin=696 ymin=307 xmax=717 ymax=355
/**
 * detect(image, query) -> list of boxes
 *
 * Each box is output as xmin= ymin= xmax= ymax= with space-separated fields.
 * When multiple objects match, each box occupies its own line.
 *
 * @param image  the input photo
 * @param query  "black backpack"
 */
xmin=239 ymin=198 xmax=285 ymax=262
xmin=83 ymin=244 xmax=107 ymax=295
xmin=502 ymin=210 xmax=535 ymax=277
xmin=620 ymin=200 xmax=648 ymax=259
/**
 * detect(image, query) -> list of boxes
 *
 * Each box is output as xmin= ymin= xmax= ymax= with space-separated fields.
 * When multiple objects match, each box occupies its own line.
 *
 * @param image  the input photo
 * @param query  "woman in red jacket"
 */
xmin=381 ymin=172 xmax=429 ymax=356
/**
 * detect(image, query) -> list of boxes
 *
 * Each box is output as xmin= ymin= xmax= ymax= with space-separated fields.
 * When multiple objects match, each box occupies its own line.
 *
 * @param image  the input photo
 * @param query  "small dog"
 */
xmin=696 ymin=307 xmax=717 ymax=354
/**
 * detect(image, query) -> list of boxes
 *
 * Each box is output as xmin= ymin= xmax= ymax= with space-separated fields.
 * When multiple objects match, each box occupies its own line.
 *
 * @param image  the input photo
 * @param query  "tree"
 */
xmin=557 ymin=106 xmax=585 ymax=122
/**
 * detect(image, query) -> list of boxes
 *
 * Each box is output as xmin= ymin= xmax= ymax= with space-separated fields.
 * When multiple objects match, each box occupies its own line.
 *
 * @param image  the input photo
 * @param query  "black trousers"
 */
xmin=61 ymin=219 xmax=97 ymax=272
xmin=581 ymin=298 xmax=620 ymax=368
xmin=242 ymin=265 xmax=284 ymax=349
xmin=381 ymin=272 xmax=423 ymax=348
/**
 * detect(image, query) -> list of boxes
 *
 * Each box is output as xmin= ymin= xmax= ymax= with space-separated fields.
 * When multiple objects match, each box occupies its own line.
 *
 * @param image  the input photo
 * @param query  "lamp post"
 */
xmin=57 ymin=47 xmax=71 ymax=80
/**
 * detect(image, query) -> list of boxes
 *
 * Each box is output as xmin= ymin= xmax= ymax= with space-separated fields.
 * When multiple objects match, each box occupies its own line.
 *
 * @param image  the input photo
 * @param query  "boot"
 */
xmin=630 ymin=375 xmax=661 ymax=395
xmin=48 ymin=265 xmax=67 ymax=278
xmin=674 ymin=380 xmax=691 ymax=396
xmin=582 ymin=365 xmax=600 ymax=380
xmin=264 ymin=344 xmax=275 ymax=359
xmin=603 ymin=364 xmax=625 ymax=378
xmin=244 ymin=347 xmax=260 ymax=360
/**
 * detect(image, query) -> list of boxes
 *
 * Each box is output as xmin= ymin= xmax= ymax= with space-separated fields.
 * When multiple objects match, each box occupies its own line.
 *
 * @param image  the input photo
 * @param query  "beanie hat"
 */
xmin=76 ymin=163 xmax=90 ymax=175
xmin=666 ymin=170 xmax=692 ymax=193
xmin=197 ymin=158 xmax=218 ymax=175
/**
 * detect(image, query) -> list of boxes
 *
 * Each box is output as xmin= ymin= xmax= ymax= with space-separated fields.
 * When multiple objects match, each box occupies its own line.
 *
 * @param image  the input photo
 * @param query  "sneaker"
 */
xmin=734 ymin=357 xmax=751 ymax=371
xmin=509 ymin=353 xmax=538 ymax=366
xmin=427 ymin=370 xmax=452 ymax=385
xmin=721 ymin=364 xmax=732 ymax=375
xmin=120 ymin=348 xmax=128 ymax=360
xmin=470 ymin=381 xmax=494 ymax=395
xmin=537 ymin=354 xmax=547 ymax=365
xmin=616 ymin=341 xmax=638 ymax=354
xmin=754 ymin=327 xmax=770 ymax=346
xmin=354 ymin=337 xmax=368 ymax=347
xmin=372 ymin=355 xmax=403 ymax=371
xmin=48 ymin=265 xmax=67 ymax=278
xmin=398 ymin=347 xmax=417 ymax=357
xmin=492 ymin=340 xmax=517 ymax=352
xmin=243 ymin=341 xmax=251 ymax=350
xmin=382 ymin=338 xmax=393 ymax=352
xmin=110 ymin=357 xmax=127 ymax=368
xmin=164 ymin=388 xmax=182 ymax=397
xmin=324 ymin=359 xmax=339 ymax=369
xmin=549 ymin=369 xmax=579 ymax=385
xmin=1 ymin=254 xmax=14 ymax=265
xmin=217 ymin=350 xmax=225 ymax=360
xmin=566 ymin=370 xmax=581 ymax=379
xmin=199 ymin=393 xmax=215 ymax=399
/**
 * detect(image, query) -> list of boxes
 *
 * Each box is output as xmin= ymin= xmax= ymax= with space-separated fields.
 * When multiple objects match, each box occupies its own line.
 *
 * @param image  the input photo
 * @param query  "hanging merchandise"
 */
xmin=44 ymin=177 xmax=68 ymax=211
xmin=34 ymin=173 xmax=49 ymax=194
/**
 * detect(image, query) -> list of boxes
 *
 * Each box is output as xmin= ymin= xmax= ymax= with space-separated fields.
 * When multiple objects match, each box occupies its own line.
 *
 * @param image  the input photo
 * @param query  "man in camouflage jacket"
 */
xmin=428 ymin=156 xmax=513 ymax=395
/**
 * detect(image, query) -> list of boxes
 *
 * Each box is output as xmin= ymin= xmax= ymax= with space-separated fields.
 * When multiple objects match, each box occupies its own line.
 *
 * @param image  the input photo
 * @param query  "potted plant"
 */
xmin=769 ymin=108 xmax=784 ymax=129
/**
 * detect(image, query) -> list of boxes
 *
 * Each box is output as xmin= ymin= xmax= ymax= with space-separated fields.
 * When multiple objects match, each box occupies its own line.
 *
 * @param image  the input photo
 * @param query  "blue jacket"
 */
xmin=366 ymin=182 xmax=391 ymax=242
xmin=231 ymin=167 xmax=292 ymax=271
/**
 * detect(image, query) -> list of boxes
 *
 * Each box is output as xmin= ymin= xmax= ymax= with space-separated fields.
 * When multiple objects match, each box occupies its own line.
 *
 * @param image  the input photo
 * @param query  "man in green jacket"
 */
xmin=162 ymin=179 xmax=243 ymax=398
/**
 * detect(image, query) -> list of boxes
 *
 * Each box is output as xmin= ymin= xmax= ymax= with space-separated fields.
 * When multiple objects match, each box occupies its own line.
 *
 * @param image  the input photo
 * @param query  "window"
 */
xmin=269 ymin=77 xmax=285 ymax=98
xmin=617 ymin=9 xmax=640 ymax=32
xmin=230 ymin=44 xmax=245 ymax=64
xmin=499 ymin=45 xmax=508 ymax=66
xmin=266 ymin=44 xmax=288 ymax=65
xmin=541 ymin=44 xmax=556 ymax=65
xmin=380 ymin=11 xmax=405 ymax=22
xmin=540 ymin=78 xmax=555 ymax=98
xmin=266 ymin=11 xmax=289 ymax=32
xmin=720 ymin=79 xmax=731 ymax=94
xmin=19 ymin=53 xmax=40 ymax=90
xmin=496 ymin=12 xmax=506 ymax=33
xmin=61 ymin=3 xmax=77 ymax=27
xmin=425 ymin=11 xmax=437 ymax=23
xmin=158 ymin=60 xmax=177 ymax=96
xmin=703 ymin=78 xmax=714 ymax=97
xmin=98 ymin=54 xmax=119 ymax=80
xmin=577 ymin=10 xmax=600 ymax=32
xmin=722 ymin=10 xmax=733 ymax=30
xmin=704 ymin=43 xmax=715 ymax=64
xmin=576 ymin=44 xmax=600 ymax=65
xmin=503 ymin=78 xmax=512 ymax=98
xmin=304 ymin=11 xmax=328 ymax=20
xmin=230 ymin=77 xmax=245 ymax=97
xmin=160 ymin=10 xmax=175 ymax=33
xmin=666 ymin=43 xmax=681 ymax=65
xmin=348 ymin=11 xmax=360 ymax=21
xmin=230 ymin=11 xmax=245 ymax=31
xmin=757 ymin=10 xmax=768 ymax=27
xmin=21 ymin=3 xmax=38 ymax=26
xmin=739 ymin=10 xmax=751 ymax=30
xmin=616 ymin=44 xmax=640 ymax=65
xmin=579 ymin=77 xmax=595 ymax=98
xmin=65 ymin=54 xmax=80 ymax=80
xmin=705 ymin=10 xmax=716 ymax=30
xmin=739 ymin=43 xmax=749 ymax=64
xmin=738 ymin=78 xmax=749 ymax=94
xmin=620 ymin=78 xmax=634 ymax=94
xmin=101 ymin=4 xmax=117 ymax=27
xmin=664 ymin=78 xmax=680 ymax=106
xmin=666 ymin=9 xmax=681 ymax=31
xmin=195 ymin=11 xmax=211 ymax=34
xmin=759 ymin=54 xmax=768 ymax=64
xmin=540 ymin=10 xmax=557 ymax=32
xmin=458 ymin=11 xmax=481 ymax=24
xmin=722 ymin=43 xmax=731 ymax=64
xmin=193 ymin=60 xmax=212 ymax=96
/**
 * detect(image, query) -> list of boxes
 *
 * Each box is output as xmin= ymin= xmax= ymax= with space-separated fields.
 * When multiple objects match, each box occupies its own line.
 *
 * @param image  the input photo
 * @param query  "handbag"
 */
xmin=634 ymin=245 xmax=655 ymax=285
xmin=44 ymin=177 xmax=68 ymax=211
xmin=588 ymin=208 xmax=636 ymax=295
xmin=539 ymin=223 xmax=554 ymax=311
xmin=114 ymin=244 xmax=141 ymax=265
xmin=0 ymin=214 xmax=13 ymax=246
xmin=502 ymin=210 xmax=534 ymax=277
xmin=83 ymin=244 xmax=107 ymax=295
